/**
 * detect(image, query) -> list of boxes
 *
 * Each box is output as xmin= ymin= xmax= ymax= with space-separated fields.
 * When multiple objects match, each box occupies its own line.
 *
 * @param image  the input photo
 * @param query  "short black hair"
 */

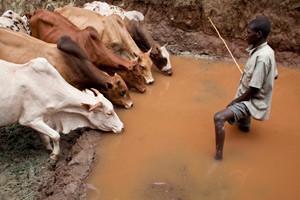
xmin=249 ymin=17 xmax=271 ymax=38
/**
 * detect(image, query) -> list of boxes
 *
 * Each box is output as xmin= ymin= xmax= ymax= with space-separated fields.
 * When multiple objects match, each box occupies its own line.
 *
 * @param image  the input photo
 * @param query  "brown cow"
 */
xmin=55 ymin=6 xmax=155 ymax=85
xmin=29 ymin=9 xmax=146 ymax=93
xmin=0 ymin=27 xmax=133 ymax=108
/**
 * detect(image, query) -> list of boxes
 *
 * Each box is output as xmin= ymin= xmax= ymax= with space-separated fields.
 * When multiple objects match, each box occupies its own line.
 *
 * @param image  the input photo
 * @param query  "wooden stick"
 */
xmin=208 ymin=17 xmax=243 ymax=74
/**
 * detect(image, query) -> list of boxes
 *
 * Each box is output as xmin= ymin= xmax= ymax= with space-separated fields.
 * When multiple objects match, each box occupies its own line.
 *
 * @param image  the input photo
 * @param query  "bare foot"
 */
xmin=215 ymin=154 xmax=223 ymax=160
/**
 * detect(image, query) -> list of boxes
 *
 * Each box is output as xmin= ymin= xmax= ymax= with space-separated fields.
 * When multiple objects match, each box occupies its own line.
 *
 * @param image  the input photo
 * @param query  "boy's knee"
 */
xmin=214 ymin=112 xmax=225 ymax=124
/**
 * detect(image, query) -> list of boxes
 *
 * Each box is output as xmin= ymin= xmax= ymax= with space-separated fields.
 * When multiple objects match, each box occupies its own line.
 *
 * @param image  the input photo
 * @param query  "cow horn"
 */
xmin=83 ymin=89 xmax=94 ymax=96
xmin=113 ymin=72 xmax=118 ymax=77
xmin=90 ymin=88 xmax=101 ymax=96
xmin=147 ymin=47 xmax=152 ymax=55
xmin=81 ymin=102 xmax=103 ymax=111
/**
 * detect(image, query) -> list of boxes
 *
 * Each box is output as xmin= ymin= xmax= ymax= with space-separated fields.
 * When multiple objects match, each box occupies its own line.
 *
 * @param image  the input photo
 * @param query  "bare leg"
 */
xmin=24 ymin=118 xmax=61 ymax=160
xmin=213 ymin=108 xmax=234 ymax=160
xmin=38 ymin=132 xmax=53 ymax=151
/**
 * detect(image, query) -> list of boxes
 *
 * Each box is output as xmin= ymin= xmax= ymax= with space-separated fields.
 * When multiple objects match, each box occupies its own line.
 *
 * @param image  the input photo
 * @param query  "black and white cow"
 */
xmin=0 ymin=10 xmax=31 ymax=35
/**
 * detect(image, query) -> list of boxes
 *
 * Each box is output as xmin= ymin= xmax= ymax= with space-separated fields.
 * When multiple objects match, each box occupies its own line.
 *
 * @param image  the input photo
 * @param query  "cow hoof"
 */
xmin=45 ymin=145 xmax=53 ymax=152
xmin=50 ymin=152 xmax=59 ymax=161
xmin=163 ymin=69 xmax=173 ymax=76
xmin=47 ymin=158 xmax=57 ymax=171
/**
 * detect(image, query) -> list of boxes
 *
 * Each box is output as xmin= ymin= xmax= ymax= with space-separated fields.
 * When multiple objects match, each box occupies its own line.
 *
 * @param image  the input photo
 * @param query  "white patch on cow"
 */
xmin=124 ymin=11 xmax=144 ymax=21
xmin=0 ymin=10 xmax=31 ymax=35
xmin=160 ymin=46 xmax=172 ymax=72
xmin=21 ymin=15 xmax=31 ymax=35
xmin=84 ymin=1 xmax=144 ymax=21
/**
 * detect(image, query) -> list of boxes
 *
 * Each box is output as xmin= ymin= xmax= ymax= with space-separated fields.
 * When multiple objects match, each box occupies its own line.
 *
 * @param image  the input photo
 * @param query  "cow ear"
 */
xmin=81 ymin=103 xmax=91 ymax=111
xmin=113 ymin=73 xmax=123 ymax=85
xmin=24 ymin=13 xmax=32 ymax=19
xmin=81 ymin=102 xmax=103 ymax=111
xmin=133 ymin=56 xmax=139 ymax=62
xmin=89 ymin=102 xmax=104 ymax=111
xmin=133 ymin=52 xmax=141 ymax=61
xmin=57 ymin=35 xmax=88 ymax=59
xmin=117 ymin=64 xmax=127 ymax=70
xmin=116 ymin=79 xmax=122 ymax=85
xmin=105 ymin=82 xmax=113 ymax=90
xmin=130 ymin=57 xmax=138 ymax=67
xmin=156 ymin=47 xmax=161 ymax=53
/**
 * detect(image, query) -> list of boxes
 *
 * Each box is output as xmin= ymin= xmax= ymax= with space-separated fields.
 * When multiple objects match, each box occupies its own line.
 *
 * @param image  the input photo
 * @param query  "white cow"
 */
xmin=0 ymin=57 xmax=123 ymax=160
xmin=0 ymin=10 xmax=31 ymax=35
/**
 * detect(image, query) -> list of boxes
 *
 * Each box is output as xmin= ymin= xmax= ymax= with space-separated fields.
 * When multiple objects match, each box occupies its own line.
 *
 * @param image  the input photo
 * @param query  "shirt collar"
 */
xmin=246 ymin=42 xmax=268 ymax=55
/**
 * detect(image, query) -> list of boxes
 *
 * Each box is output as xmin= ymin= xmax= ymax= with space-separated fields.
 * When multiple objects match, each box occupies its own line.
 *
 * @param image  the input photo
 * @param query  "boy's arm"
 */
xmin=226 ymin=87 xmax=259 ymax=108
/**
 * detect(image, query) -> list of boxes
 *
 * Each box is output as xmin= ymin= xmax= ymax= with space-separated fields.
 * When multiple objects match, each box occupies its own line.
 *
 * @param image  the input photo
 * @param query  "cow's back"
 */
xmin=55 ymin=6 xmax=99 ymax=32
xmin=0 ymin=58 xmax=64 ymax=125
xmin=0 ymin=60 xmax=26 ymax=124
xmin=0 ymin=28 xmax=85 ymax=84
xmin=0 ymin=28 xmax=58 ymax=64
xmin=56 ymin=6 xmax=140 ymax=58
xmin=0 ymin=28 xmax=134 ymax=107
xmin=0 ymin=28 xmax=83 ymax=89
xmin=0 ymin=10 xmax=31 ymax=35
xmin=30 ymin=9 xmax=79 ymax=43
xmin=30 ymin=9 xmax=119 ymax=69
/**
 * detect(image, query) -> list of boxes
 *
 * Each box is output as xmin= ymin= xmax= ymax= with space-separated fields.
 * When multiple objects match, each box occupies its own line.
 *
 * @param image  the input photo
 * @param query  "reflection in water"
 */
xmin=87 ymin=56 xmax=300 ymax=200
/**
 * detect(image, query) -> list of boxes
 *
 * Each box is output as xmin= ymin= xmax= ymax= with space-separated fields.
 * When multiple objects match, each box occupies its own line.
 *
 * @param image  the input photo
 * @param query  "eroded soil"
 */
xmin=0 ymin=125 xmax=101 ymax=200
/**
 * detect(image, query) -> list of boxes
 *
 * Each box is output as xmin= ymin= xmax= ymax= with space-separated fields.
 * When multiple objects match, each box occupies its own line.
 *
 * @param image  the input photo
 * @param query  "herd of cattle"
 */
xmin=0 ymin=1 xmax=173 ymax=160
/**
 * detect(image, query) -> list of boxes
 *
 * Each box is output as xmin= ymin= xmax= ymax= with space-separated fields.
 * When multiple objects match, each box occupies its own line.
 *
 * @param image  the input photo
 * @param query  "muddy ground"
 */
xmin=0 ymin=0 xmax=299 ymax=199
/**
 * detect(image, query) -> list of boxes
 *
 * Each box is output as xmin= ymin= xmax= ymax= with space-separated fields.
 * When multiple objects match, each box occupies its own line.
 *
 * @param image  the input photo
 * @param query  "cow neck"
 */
xmin=58 ymin=49 xmax=112 ymax=90
xmin=83 ymin=36 xmax=131 ymax=70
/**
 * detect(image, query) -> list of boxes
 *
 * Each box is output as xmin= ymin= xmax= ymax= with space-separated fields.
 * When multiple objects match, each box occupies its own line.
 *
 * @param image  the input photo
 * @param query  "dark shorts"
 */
xmin=227 ymin=102 xmax=251 ymax=129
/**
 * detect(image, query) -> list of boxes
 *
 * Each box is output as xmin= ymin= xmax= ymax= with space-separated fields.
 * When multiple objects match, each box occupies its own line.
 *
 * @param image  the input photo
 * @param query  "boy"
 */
xmin=214 ymin=17 xmax=278 ymax=160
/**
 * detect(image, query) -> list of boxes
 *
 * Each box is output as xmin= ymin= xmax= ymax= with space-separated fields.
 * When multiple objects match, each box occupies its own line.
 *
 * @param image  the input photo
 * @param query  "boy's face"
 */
xmin=246 ymin=25 xmax=259 ymax=45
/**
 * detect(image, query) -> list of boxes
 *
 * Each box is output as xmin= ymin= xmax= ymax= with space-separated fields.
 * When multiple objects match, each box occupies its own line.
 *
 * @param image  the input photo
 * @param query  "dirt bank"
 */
xmin=0 ymin=0 xmax=299 ymax=199
xmin=0 ymin=125 xmax=101 ymax=200
xmin=1 ymin=0 xmax=299 ymax=67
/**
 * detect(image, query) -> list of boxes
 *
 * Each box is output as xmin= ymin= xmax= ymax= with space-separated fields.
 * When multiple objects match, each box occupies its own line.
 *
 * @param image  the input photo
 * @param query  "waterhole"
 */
xmin=87 ymin=56 xmax=300 ymax=200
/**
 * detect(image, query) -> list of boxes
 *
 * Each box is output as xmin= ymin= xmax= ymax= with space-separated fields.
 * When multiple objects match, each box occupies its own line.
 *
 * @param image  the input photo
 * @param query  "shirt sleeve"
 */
xmin=274 ymin=64 xmax=278 ymax=78
xmin=249 ymin=61 xmax=267 ymax=89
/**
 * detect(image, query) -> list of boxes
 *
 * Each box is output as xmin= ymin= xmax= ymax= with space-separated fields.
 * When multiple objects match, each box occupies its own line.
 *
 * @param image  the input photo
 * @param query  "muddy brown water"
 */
xmin=86 ymin=56 xmax=300 ymax=200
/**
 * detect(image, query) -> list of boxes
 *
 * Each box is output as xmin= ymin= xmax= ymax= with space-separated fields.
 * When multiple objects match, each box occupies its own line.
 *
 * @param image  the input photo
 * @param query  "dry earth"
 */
xmin=0 ymin=0 xmax=299 ymax=199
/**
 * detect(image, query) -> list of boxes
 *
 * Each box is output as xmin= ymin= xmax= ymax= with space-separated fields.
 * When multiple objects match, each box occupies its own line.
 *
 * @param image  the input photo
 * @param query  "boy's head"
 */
xmin=249 ymin=17 xmax=271 ymax=38
xmin=246 ymin=17 xmax=271 ymax=45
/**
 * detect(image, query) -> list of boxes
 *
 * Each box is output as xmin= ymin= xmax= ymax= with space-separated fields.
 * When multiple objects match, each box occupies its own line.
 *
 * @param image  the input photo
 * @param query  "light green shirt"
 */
xmin=236 ymin=42 xmax=277 ymax=120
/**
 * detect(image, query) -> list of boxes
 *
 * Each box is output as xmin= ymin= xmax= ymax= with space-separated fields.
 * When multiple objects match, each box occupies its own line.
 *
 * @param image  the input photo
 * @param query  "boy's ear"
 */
xmin=257 ymin=31 xmax=263 ymax=38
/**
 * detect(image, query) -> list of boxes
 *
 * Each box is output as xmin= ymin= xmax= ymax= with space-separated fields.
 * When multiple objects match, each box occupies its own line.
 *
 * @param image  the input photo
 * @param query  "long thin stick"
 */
xmin=208 ymin=17 xmax=243 ymax=74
